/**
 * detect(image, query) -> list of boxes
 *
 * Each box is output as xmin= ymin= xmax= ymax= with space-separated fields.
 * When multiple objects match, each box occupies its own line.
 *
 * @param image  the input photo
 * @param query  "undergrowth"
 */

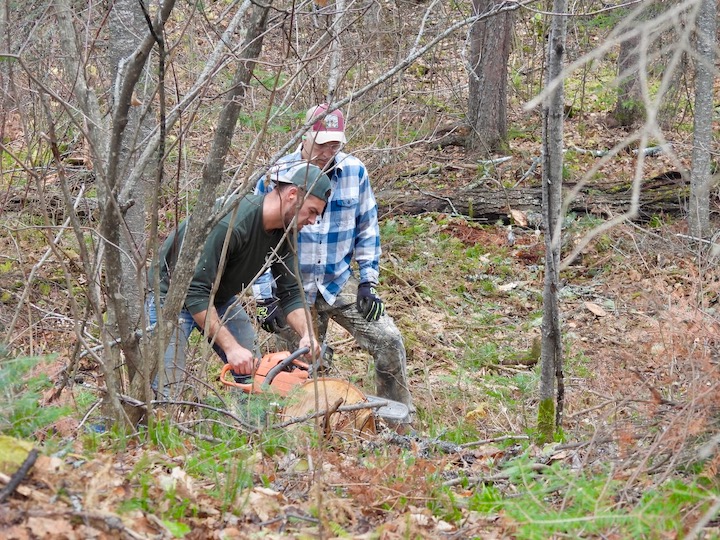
xmin=2 ymin=215 xmax=720 ymax=538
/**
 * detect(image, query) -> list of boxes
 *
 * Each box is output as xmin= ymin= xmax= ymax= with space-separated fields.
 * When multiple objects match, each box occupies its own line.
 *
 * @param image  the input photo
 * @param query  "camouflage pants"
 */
xmin=274 ymin=276 xmax=413 ymax=409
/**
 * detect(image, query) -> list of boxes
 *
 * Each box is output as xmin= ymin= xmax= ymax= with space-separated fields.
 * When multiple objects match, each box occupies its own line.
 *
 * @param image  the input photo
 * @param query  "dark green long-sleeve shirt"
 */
xmin=154 ymin=194 xmax=303 ymax=316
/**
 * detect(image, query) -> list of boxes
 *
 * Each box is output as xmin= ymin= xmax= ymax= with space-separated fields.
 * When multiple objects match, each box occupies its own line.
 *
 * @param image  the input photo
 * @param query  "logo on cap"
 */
xmin=321 ymin=113 xmax=340 ymax=131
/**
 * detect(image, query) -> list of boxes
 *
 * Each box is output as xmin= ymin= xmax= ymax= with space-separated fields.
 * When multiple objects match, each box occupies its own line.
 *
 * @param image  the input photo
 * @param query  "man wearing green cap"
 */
xmin=147 ymin=164 xmax=331 ymax=397
xmin=253 ymin=104 xmax=413 ymax=418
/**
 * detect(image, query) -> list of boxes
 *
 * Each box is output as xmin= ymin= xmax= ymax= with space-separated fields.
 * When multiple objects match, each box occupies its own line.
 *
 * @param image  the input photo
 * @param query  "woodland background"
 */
xmin=0 ymin=0 xmax=719 ymax=538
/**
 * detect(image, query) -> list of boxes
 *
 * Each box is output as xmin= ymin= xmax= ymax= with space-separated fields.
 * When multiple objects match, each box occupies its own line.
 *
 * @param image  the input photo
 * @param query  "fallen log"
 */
xmin=377 ymin=171 xmax=696 ymax=224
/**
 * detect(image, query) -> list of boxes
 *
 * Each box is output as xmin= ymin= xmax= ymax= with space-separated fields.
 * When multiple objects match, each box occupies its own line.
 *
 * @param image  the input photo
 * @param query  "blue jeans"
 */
xmin=147 ymin=295 xmax=257 ymax=397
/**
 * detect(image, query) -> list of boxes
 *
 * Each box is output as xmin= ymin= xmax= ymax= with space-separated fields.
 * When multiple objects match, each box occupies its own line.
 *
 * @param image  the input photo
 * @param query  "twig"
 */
xmin=628 ymin=368 xmax=676 ymax=406
xmin=564 ymin=399 xmax=615 ymax=420
xmin=398 ymin=163 xmax=445 ymax=178
xmin=323 ymin=398 xmax=344 ymax=438
xmin=104 ymin=388 xmax=261 ymax=432
xmin=514 ymin=156 xmax=542 ymax=188
xmin=443 ymin=463 xmax=549 ymax=487
xmin=379 ymin=262 xmax=424 ymax=305
xmin=150 ymin=399 xmax=260 ymax=431
xmin=675 ymin=233 xmax=714 ymax=245
xmin=65 ymin=510 xmax=148 ymax=539
xmin=382 ymin=431 xmax=463 ymax=453
xmin=685 ymin=497 xmax=720 ymax=540
xmin=0 ymin=471 xmax=48 ymax=502
xmin=5 ymin=184 xmax=87 ymax=342
xmin=88 ymin=381 xmax=387 ymax=432
xmin=631 ymin=144 xmax=671 ymax=156
xmin=16 ymin=508 xmax=154 ymax=539
xmin=0 ymin=449 xmax=39 ymax=503
xmin=569 ymin=145 xmax=608 ymax=157
xmin=486 ymin=363 xmax=527 ymax=375
xmin=76 ymin=399 xmax=102 ymax=433
xmin=78 ymin=328 xmax=147 ymax=358
xmin=623 ymin=229 xmax=652 ymax=274
xmin=273 ymin=400 xmax=388 ymax=429
xmin=408 ymin=181 xmax=459 ymax=215
xmin=175 ymin=422 xmax=223 ymax=444
xmin=259 ymin=512 xmax=320 ymax=527
xmin=385 ymin=432 xmax=526 ymax=455
xmin=460 ymin=434 xmax=530 ymax=449
xmin=478 ymin=156 xmax=513 ymax=166
xmin=697 ymin=432 xmax=720 ymax=460
xmin=624 ymin=219 xmax=665 ymax=241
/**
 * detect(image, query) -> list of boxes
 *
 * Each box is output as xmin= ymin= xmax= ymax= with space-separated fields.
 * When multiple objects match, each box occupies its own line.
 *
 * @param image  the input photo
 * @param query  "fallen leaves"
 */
xmin=244 ymin=486 xmax=286 ymax=522
xmin=465 ymin=403 xmax=489 ymax=421
xmin=25 ymin=517 xmax=75 ymax=539
xmin=584 ymin=301 xmax=609 ymax=317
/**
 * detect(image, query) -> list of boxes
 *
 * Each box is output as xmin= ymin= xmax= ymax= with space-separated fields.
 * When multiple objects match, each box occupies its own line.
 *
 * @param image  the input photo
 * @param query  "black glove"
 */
xmin=356 ymin=282 xmax=385 ymax=322
xmin=256 ymin=298 xmax=286 ymax=333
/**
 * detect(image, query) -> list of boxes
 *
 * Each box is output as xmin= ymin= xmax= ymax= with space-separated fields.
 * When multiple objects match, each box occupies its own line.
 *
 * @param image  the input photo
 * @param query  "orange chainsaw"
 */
xmin=219 ymin=346 xmax=410 ymax=431
xmin=219 ymin=347 xmax=312 ymax=396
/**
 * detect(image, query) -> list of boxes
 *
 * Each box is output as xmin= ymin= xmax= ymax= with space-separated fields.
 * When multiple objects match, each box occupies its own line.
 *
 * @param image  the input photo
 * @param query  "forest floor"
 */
xmin=2 ymin=103 xmax=720 ymax=539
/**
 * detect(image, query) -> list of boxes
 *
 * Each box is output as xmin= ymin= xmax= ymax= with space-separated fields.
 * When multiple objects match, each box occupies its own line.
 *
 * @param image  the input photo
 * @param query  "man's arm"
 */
xmin=252 ymin=174 xmax=277 ymax=302
xmin=192 ymin=308 xmax=255 ymax=375
xmin=285 ymin=307 xmax=321 ymax=357
xmin=353 ymin=165 xmax=381 ymax=285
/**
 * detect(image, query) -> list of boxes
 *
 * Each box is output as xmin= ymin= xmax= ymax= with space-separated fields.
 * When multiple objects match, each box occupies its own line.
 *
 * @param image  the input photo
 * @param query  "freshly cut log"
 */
xmin=282 ymin=378 xmax=376 ymax=437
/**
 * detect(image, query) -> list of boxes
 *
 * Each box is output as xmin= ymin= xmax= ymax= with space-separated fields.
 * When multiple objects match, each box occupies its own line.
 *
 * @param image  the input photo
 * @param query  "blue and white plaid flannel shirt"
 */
xmin=252 ymin=149 xmax=381 ymax=306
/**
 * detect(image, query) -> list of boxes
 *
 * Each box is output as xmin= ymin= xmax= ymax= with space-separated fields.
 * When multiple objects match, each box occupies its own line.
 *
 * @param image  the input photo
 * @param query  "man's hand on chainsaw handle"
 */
xmin=298 ymin=333 xmax=321 ymax=359
xmin=357 ymin=282 xmax=385 ymax=322
xmin=192 ymin=308 xmax=256 ymax=375
xmin=285 ymin=308 xmax=322 ymax=358
xmin=225 ymin=345 xmax=256 ymax=375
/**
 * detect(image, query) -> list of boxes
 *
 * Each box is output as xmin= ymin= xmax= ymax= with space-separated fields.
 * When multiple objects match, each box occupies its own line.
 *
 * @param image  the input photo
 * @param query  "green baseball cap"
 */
xmin=279 ymin=163 xmax=332 ymax=202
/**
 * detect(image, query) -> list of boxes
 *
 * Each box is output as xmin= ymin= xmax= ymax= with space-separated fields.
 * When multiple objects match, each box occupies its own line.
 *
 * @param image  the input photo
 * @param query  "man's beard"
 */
xmin=283 ymin=207 xmax=300 ymax=230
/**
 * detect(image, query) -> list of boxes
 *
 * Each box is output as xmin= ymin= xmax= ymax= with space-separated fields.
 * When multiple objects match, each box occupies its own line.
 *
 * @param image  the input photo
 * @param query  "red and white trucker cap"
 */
xmin=305 ymin=104 xmax=347 ymax=145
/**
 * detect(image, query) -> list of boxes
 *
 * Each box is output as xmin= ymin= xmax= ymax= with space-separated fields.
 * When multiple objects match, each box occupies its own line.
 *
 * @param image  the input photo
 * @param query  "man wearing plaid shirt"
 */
xmin=253 ymin=103 xmax=413 ymax=414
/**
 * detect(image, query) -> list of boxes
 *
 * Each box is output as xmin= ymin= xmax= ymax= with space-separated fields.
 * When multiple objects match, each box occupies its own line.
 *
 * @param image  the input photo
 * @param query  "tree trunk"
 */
xmin=54 ymin=0 xmax=126 ymax=427
xmin=467 ymin=0 xmax=513 ymax=155
xmin=99 ymin=0 xmax=176 ymax=430
xmin=538 ymin=0 xmax=567 ymax=444
xmin=107 ymin=0 xmax=157 ymax=385
xmin=689 ymin=0 xmax=716 ymax=239
xmin=612 ymin=33 xmax=643 ymax=127
xmin=326 ymin=0 xmax=345 ymax=103
xmin=7 ymin=172 xmax=694 ymax=226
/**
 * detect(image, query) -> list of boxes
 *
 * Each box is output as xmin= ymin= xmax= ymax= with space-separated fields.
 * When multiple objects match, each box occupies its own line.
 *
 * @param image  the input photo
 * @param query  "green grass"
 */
xmin=238 ymin=104 xmax=298 ymax=134
xmin=189 ymin=443 xmax=254 ymax=512
xmin=423 ymin=452 xmax=720 ymax=538
xmin=504 ymin=467 xmax=718 ymax=539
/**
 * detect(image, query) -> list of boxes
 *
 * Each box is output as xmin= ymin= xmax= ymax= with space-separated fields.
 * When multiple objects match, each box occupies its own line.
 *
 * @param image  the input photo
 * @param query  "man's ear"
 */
xmin=287 ymin=185 xmax=301 ymax=205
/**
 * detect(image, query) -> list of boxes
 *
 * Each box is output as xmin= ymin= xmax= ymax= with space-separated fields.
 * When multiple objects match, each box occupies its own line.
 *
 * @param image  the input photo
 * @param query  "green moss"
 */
xmin=536 ymin=398 xmax=555 ymax=444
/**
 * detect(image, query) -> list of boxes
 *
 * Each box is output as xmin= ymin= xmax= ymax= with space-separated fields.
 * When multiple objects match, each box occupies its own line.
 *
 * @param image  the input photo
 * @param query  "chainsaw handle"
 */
xmin=219 ymin=364 xmax=255 ymax=392
xmin=262 ymin=347 xmax=310 ymax=389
